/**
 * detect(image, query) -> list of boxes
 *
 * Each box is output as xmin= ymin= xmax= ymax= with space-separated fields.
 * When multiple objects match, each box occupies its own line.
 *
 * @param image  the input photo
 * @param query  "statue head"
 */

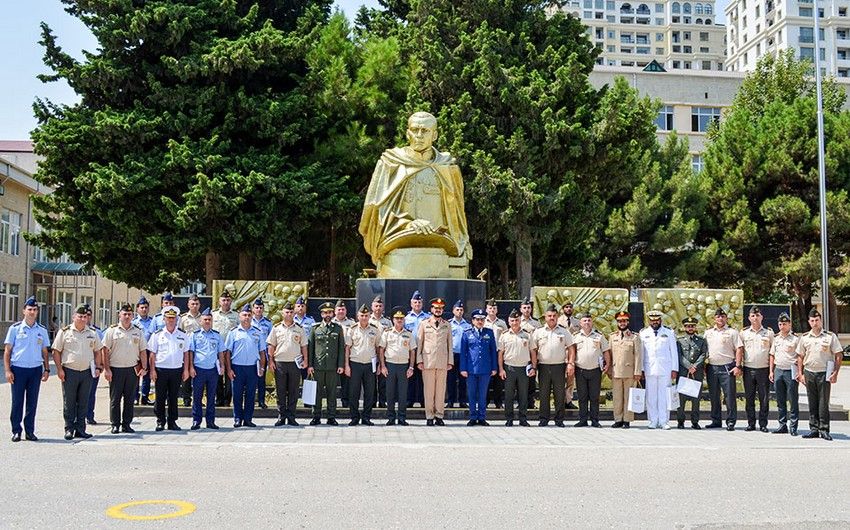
xmin=406 ymin=112 xmax=438 ymax=153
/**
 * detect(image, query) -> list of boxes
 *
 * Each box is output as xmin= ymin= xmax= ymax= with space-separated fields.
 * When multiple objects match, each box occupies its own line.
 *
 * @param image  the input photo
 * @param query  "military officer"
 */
xmin=676 ymin=316 xmax=707 ymax=429
xmin=293 ymin=296 xmax=316 ymax=331
xmin=52 ymin=304 xmax=103 ymax=440
xmin=447 ymin=299 xmax=471 ymax=409
xmin=519 ymin=297 xmax=540 ymax=408
xmin=4 ymin=296 xmax=50 ymax=442
xmin=212 ymin=290 xmax=238 ymax=406
xmin=224 ymin=304 xmax=266 ymax=428
xmin=369 ymin=295 xmax=391 ymax=408
xmin=498 ymin=309 xmax=534 ymax=426
xmin=405 ymin=290 xmax=429 ymax=408
xmin=148 ymin=307 xmax=190 ymax=431
xmin=769 ymin=312 xmax=799 ymax=435
xmin=703 ymin=307 xmax=744 ymax=431
xmin=345 ymin=304 xmax=381 ymax=426
xmin=531 ymin=303 xmax=576 ymax=427
xmin=267 ymin=301 xmax=309 ymax=427
xmin=460 ymin=309 xmax=498 ymax=426
xmin=557 ymin=300 xmax=580 ymax=410
xmin=180 ymin=294 xmax=203 ymax=407
xmin=84 ymin=305 xmax=105 ymax=426
xmin=132 ymin=296 xmax=156 ymax=405
xmin=484 ymin=299 xmax=507 ymax=409
xmin=796 ymin=308 xmax=842 ymax=441
xmin=609 ymin=311 xmax=642 ymax=429
xmin=152 ymin=292 xmax=178 ymax=332
xmin=417 ymin=298 xmax=453 ymax=426
xmin=639 ymin=310 xmax=678 ymax=430
xmin=332 ymin=299 xmax=355 ymax=407
xmin=251 ymin=298 xmax=273 ymax=409
xmin=572 ymin=313 xmax=611 ymax=427
xmin=187 ymin=308 xmax=225 ymax=430
xmin=308 ymin=302 xmax=345 ymax=425
xmin=741 ymin=306 xmax=774 ymax=432
xmin=102 ymin=303 xmax=148 ymax=434
xmin=379 ymin=306 xmax=416 ymax=425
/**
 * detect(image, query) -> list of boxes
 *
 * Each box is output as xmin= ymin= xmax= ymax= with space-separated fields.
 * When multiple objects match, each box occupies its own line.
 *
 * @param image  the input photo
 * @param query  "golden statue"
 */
xmin=359 ymin=112 xmax=471 ymax=278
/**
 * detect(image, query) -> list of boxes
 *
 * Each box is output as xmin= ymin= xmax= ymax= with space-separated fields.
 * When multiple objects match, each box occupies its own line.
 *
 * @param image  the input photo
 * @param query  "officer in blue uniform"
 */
xmin=3 ymin=296 xmax=50 ymax=442
xmin=85 ymin=304 xmax=105 ymax=425
xmin=133 ymin=296 xmax=156 ymax=405
xmin=152 ymin=292 xmax=178 ymax=332
xmin=404 ymin=290 xmax=429 ymax=408
xmin=448 ymin=299 xmax=471 ymax=408
xmin=188 ymin=308 xmax=226 ymax=430
xmin=224 ymin=304 xmax=266 ymax=428
xmin=460 ymin=309 xmax=498 ymax=426
xmin=251 ymin=298 xmax=273 ymax=409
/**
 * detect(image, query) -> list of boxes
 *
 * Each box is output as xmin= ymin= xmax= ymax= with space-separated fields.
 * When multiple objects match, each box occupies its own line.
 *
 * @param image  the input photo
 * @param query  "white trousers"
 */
xmin=646 ymin=375 xmax=669 ymax=426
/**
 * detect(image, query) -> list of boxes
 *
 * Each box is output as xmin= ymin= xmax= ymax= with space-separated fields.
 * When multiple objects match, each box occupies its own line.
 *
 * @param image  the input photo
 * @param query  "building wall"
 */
xmin=0 ymin=172 xmax=32 ymax=337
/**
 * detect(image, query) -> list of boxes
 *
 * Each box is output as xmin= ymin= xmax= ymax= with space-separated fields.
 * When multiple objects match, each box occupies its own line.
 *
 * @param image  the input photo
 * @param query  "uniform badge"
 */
xmin=37 ymin=337 xmax=43 ymax=345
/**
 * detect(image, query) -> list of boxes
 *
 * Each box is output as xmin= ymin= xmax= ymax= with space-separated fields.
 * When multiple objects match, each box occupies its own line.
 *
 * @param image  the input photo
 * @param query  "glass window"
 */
xmin=672 ymin=2 xmax=681 ymax=13
xmin=656 ymin=32 xmax=664 ymax=41
xmin=700 ymin=31 xmax=709 ymax=41
xmin=595 ymin=0 xmax=604 ymax=9
xmin=656 ymin=3 xmax=664 ymax=12
xmin=607 ymin=0 xmax=615 ymax=9
xmin=696 ymin=3 xmax=704 ymax=14
xmin=692 ymin=154 xmax=704 ymax=173
xmin=0 ymin=209 xmax=22 ymax=256
xmin=705 ymin=4 xmax=712 ymax=14
xmin=691 ymin=106 xmax=721 ymax=132
xmin=584 ymin=0 xmax=593 ymax=8
xmin=799 ymin=7 xmax=812 ymax=16
xmin=0 ymin=283 xmax=20 ymax=322
xmin=99 ymin=298 xmax=111 ymax=328
xmin=683 ymin=2 xmax=692 ymax=13
xmin=799 ymin=27 xmax=814 ymax=44
xmin=655 ymin=105 xmax=674 ymax=131
xmin=56 ymin=292 xmax=73 ymax=326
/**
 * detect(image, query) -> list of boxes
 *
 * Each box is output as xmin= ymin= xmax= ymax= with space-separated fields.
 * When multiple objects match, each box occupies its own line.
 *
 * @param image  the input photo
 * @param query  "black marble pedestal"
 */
xmin=356 ymin=278 xmax=487 ymax=313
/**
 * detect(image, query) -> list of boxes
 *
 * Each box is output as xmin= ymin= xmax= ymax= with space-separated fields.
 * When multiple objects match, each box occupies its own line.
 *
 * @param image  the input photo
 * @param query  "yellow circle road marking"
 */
xmin=105 ymin=500 xmax=196 ymax=521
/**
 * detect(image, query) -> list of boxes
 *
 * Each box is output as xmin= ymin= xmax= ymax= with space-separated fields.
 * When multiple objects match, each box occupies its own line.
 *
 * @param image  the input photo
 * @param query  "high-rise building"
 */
xmin=552 ymin=0 xmax=726 ymax=71
xmin=725 ymin=0 xmax=850 ymax=77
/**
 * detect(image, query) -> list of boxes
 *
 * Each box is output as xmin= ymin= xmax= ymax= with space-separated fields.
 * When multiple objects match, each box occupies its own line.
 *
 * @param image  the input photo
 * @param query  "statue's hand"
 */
xmin=408 ymin=218 xmax=436 ymax=235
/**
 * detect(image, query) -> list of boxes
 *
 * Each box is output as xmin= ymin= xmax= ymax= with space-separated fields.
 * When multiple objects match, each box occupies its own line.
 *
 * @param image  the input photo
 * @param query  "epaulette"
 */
xmin=62 ymin=325 xmax=71 ymax=331
xmin=767 ymin=326 xmax=774 ymax=333
xmin=293 ymin=322 xmax=302 ymax=328
xmin=12 ymin=320 xmax=22 ymax=327
xmin=133 ymin=324 xmax=142 ymax=330
xmin=109 ymin=324 xmax=118 ymax=328
xmin=743 ymin=326 xmax=751 ymax=331
xmin=368 ymin=323 xmax=379 ymax=329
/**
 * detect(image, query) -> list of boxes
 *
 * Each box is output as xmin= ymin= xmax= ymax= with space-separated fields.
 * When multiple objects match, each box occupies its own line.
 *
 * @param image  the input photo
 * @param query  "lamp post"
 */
xmin=812 ymin=0 xmax=830 ymax=330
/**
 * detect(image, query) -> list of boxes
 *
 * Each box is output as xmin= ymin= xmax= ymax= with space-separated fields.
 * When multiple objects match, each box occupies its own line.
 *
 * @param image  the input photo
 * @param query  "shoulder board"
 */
xmin=743 ymin=326 xmax=751 ymax=331
xmin=62 ymin=325 xmax=71 ymax=331
xmin=312 ymin=322 xmax=321 ymax=327
xmin=12 ymin=321 xmax=22 ymax=328
xmin=177 ymin=327 xmax=185 ymax=333
xmin=133 ymin=324 xmax=142 ymax=330
xmin=209 ymin=329 xmax=220 ymax=334
xmin=109 ymin=324 xmax=118 ymax=328
xmin=368 ymin=323 xmax=379 ymax=329
xmin=293 ymin=322 xmax=302 ymax=328
xmin=767 ymin=326 xmax=774 ymax=333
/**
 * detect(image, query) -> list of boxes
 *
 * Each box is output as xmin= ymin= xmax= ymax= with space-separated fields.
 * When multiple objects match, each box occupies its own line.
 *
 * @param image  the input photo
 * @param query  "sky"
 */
xmin=0 ymin=0 xmax=726 ymax=141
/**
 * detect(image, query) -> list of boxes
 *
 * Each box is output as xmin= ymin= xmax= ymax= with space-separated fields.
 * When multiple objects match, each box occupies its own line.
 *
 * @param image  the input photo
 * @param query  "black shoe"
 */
xmin=111 ymin=426 xmax=120 ymax=434
xmin=611 ymin=421 xmax=624 ymax=428
xmin=379 ymin=402 xmax=386 ymax=408
xmin=494 ymin=402 xmax=503 ymax=409
xmin=362 ymin=420 xmax=375 ymax=426
xmin=622 ymin=422 xmax=630 ymax=429
xmin=591 ymin=421 xmax=602 ymax=428
xmin=64 ymin=430 xmax=74 ymax=440
xmin=233 ymin=421 xmax=243 ymax=428
xmin=726 ymin=425 xmax=735 ymax=431
xmin=820 ymin=432 xmax=833 ymax=441
xmin=519 ymin=420 xmax=531 ymax=427
xmin=398 ymin=420 xmax=409 ymax=426
xmin=243 ymin=421 xmax=257 ymax=427
xmin=467 ymin=420 xmax=477 ymax=426
xmin=74 ymin=431 xmax=92 ymax=439
xmin=790 ymin=428 xmax=798 ymax=436
xmin=802 ymin=431 xmax=820 ymax=439
xmin=566 ymin=402 xmax=578 ymax=410
xmin=773 ymin=425 xmax=789 ymax=434
xmin=386 ymin=419 xmax=397 ymax=426
xmin=574 ymin=420 xmax=588 ymax=427
xmin=348 ymin=419 xmax=360 ymax=426
xmin=25 ymin=432 xmax=38 ymax=441
xmin=505 ymin=420 xmax=514 ymax=426
xmin=459 ymin=402 xmax=468 ymax=408
xmin=327 ymin=418 xmax=339 ymax=426
xmin=287 ymin=418 xmax=299 ymax=426
xmin=341 ymin=400 xmax=349 ymax=407
xmin=190 ymin=423 xmax=201 ymax=431
xmin=122 ymin=425 xmax=135 ymax=433
xmin=207 ymin=423 xmax=219 ymax=430
xmin=155 ymin=423 xmax=165 ymax=432
xmin=182 ymin=399 xmax=191 ymax=407
xmin=745 ymin=425 xmax=756 ymax=432
xmin=309 ymin=418 xmax=321 ymax=426
xmin=705 ymin=422 xmax=722 ymax=429
xmin=11 ymin=433 xmax=21 ymax=442
xmin=141 ymin=398 xmax=153 ymax=406
xmin=167 ymin=423 xmax=181 ymax=431
xmin=478 ymin=420 xmax=489 ymax=426
xmin=555 ymin=420 xmax=566 ymax=427
xmin=538 ymin=420 xmax=549 ymax=427
xmin=426 ymin=419 xmax=435 ymax=426
xmin=677 ymin=422 xmax=685 ymax=430
xmin=691 ymin=423 xmax=701 ymax=430
xmin=759 ymin=426 xmax=769 ymax=433
xmin=86 ymin=418 xmax=98 ymax=426
xmin=274 ymin=419 xmax=286 ymax=427
xmin=258 ymin=402 xmax=267 ymax=409
xmin=435 ymin=418 xmax=445 ymax=426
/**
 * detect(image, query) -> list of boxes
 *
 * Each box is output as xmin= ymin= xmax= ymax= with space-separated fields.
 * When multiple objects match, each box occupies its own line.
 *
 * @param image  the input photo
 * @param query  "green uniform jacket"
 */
xmin=309 ymin=321 xmax=345 ymax=371
xmin=677 ymin=334 xmax=708 ymax=380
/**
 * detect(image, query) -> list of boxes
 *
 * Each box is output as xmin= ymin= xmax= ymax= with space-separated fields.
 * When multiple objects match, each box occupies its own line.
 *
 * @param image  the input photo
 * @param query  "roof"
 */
xmin=642 ymin=60 xmax=667 ymax=73
xmin=31 ymin=262 xmax=92 ymax=275
xmin=0 ymin=140 xmax=33 ymax=152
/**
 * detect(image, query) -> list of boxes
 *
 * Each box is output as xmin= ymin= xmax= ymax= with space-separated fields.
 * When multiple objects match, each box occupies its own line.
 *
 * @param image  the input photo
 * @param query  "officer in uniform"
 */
xmin=484 ymin=299 xmax=507 ymax=409
xmin=417 ymin=298 xmax=453 ymax=426
xmin=102 ymin=303 xmax=148 ymax=434
xmin=84 ymin=304 xmax=105 ymax=426
xmin=639 ymin=310 xmax=678 ymax=430
xmin=405 ymin=290 xmax=429 ymax=408
xmin=332 ymin=300 xmax=355 ymax=407
xmin=148 ymin=307 xmax=190 ymax=431
xmin=52 ymin=304 xmax=103 ymax=440
xmin=572 ymin=313 xmax=610 ymax=427
xmin=379 ymin=306 xmax=416 ymax=425
xmin=293 ymin=296 xmax=316 ymax=330
xmin=267 ymin=301 xmax=309 ymax=427
xmin=4 ymin=296 xmax=50 ymax=442
xmin=703 ymin=307 xmax=743 ymax=431
xmin=609 ymin=311 xmax=642 ymax=429
xmin=741 ymin=306 xmax=774 ymax=432
xmin=187 ymin=308 xmax=225 ymax=430
xmin=369 ymin=295 xmax=391 ymax=408
xmin=345 ymin=304 xmax=381 ymax=426
xmin=152 ymin=292 xmax=178 ymax=332
xmin=309 ymin=302 xmax=345 ymax=425
xmin=558 ymin=301 xmax=580 ymax=410
xmin=224 ymin=304 xmax=266 ymax=428
xmin=498 ymin=309 xmax=533 ymax=426
xmin=180 ymin=294 xmax=203 ymax=407
xmin=212 ymin=290 xmax=238 ymax=406
xmin=448 ymin=299 xmax=471 ymax=408
xmin=251 ymin=298 xmax=273 ymax=409
xmin=796 ymin=308 xmax=843 ymax=441
xmin=519 ymin=297 xmax=540 ymax=408
xmin=676 ymin=316 xmax=707 ymax=429
xmin=133 ymin=296 xmax=156 ymax=405
xmin=461 ymin=309 xmax=498 ymax=426
xmin=531 ymin=303 xmax=576 ymax=427
xmin=769 ymin=312 xmax=799 ymax=435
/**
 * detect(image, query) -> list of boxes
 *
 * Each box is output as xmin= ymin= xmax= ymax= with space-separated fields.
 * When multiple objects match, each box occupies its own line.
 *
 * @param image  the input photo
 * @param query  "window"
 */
xmin=608 ymin=14 xmax=616 ymax=21
xmin=656 ymin=32 xmax=664 ymax=41
xmin=755 ymin=5 xmax=760 ymax=17
xmin=673 ymin=60 xmax=681 ymax=68
xmin=656 ymin=17 xmax=664 ymax=24
xmin=672 ymin=2 xmax=681 ymax=13
xmin=584 ymin=10 xmax=592 ymax=17
xmin=819 ymin=28 xmax=825 ymax=41
xmin=584 ymin=0 xmax=592 ymax=8
xmin=820 ymin=47 xmax=826 ymax=60
xmin=692 ymin=154 xmax=704 ymax=173
xmin=840 ymin=7 xmax=847 ymax=16
xmin=656 ymin=46 xmax=665 ymax=54
xmin=696 ymin=17 xmax=703 ymax=23
xmin=656 ymin=3 xmax=664 ymax=12
xmin=695 ymin=3 xmax=704 ymax=14
xmin=684 ymin=45 xmax=693 ymax=52
xmin=683 ymin=2 xmax=692 ymax=14
xmin=0 ymin=209 xmax=22 ymax=256
xmin=595 ymin=0 xmax=604 ymax=9
xmin=691 ymin=106 xmax=721 ymax=132
xmin=704 ymin=17 xmax=711 ymax=24
xmin=608 ymin=44 xmax=617 ymax=51
xmin=57 ymin=292 xmax=73 ymax=325
xmin=684 ymin=60 xmax=692 ymax=68
xmin=700 ymin=46 xmax=709 ymax=52
xmin=684 ymin=31 xmax=691 ymax=40
xmin=0 ymin=282 xmax=20 ymax=322
xmin=655 ymin=105 xmax=675 ymax=131
xmin=607 ymin=0 xmax=615 ymax=9
xmin=608 ymin=30 xmax=616 ymax=38
xmin=673 ymin=44 xmax=682 ymax=52
xmin=702 ymin=60 xmax=712 ymax=69
xmin=800 ymin=27 xmax=814 ymax=44
xmin=705 ymin=4 xmax=712 ymax=14
xmin=98 ymin=298 xmax=111 ymax=328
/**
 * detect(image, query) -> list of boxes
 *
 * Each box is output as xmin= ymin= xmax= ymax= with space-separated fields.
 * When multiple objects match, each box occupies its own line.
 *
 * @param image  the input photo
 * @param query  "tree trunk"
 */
xmin=205 ymin=250 xmax=221 ymax=295
xmin=828 ymin=291 xmax=839 ymax=333
xmin=254 ymin=259 xmax=265 ymax=280
xmin=238 ymin=252 xmax=255 ymax=280
xmin=328 ymin=225 xmax=337 ymax=297
xmin=515 ymin=226 xmax=533 ymax=301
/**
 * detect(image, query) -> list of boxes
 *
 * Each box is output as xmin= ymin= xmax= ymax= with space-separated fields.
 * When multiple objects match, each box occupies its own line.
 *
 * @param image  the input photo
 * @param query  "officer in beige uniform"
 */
xmin=703 ymin=308 xmax=744 ymax=431
xmin=557 ymin=301 xmax=580 ymax=410
xmin=519 ymin=297 xmax=541 ymax=409
xmin=498 ymin=309 xmax=534 ymax=426
xmin=769 ymin=312 xmax=800 ymax=435
xmin=52 ymin=304 xmax=104 ymax=440
xmin=102 ymin=304 xmax=148 ymax=434
xmin=609 ymin=311 xmax=641 ymax=429
xmin=484 ymin=299 xmax=507 ymax=409
xmin=572 ymin=313 xmax=610 ymax=427
xmin=796 ymin=308 xmax=842 ymax=441
xmin=531 ymin=303 xmax=576 ymax=427
xmin=333 ymin=300 xmax=356 ymax=408
xmin=369 ymin=295 xmax=392 ymax=408
xmin=741 ymin=306 xmax=774 ymax=432
xmin=417 ymin=298 xmax=453 ymax=426
xmin=345 ymin=305 xmax=381 ymax=426
xmin=181 ymin=294 xmax=203 ymax=333
xmin=267 ymin=301 xmax=309 ymax=427
xmin=379 ymin=306 xmax=416 ymax=425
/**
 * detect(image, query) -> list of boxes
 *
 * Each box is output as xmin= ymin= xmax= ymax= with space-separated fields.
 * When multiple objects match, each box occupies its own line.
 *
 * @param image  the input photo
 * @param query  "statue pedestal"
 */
xmin=379 ymin=248 xmax=468 ymax=279
xmin=356 ymin=278 xmax=486 ymax=313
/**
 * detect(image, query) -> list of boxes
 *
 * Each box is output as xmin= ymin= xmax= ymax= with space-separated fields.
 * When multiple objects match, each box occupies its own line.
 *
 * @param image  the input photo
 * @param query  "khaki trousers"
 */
xmin=422 ymin=368 xmax=448 ymax=419
xmin=565 ymin=377 xmax=575 ymax=403
xmin=612 ymin=377 xmax=637 ymax=422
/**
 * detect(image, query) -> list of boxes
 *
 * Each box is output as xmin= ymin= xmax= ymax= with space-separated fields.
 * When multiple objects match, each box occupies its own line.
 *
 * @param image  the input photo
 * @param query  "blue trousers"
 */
xmin=10 ymin=366 xmax=42 ymax=435
xmin=192 ymin=367 xmax=219 ymax=424
xmin=87 ymin=374 xmax=99 ymax=421
xmin=466 ymin=373 xmax=490 ymax=420
xmin=232 ymin=364 xmax=257 ymax=422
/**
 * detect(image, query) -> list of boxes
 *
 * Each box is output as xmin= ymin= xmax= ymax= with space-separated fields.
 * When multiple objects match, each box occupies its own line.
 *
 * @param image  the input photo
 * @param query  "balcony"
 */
xmin=636 ymin=7 xmax=651 ymax=15
xmin=637 ymin=46 xmax=651 ymax=54
xmin=621 ymin=36 xmax=635 ymax=43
